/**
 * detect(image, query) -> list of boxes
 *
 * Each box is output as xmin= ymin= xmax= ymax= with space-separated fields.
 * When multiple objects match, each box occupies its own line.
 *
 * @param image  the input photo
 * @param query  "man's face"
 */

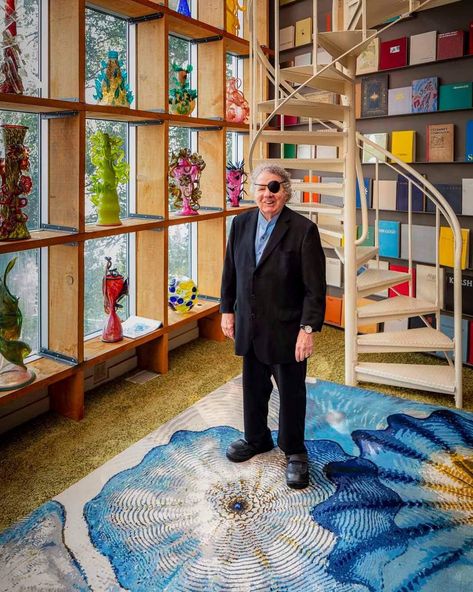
xmin=254 ymin=171 xmax=287 ymax=220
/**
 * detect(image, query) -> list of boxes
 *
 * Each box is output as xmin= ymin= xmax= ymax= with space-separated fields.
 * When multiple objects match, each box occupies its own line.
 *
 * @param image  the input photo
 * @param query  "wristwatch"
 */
xmin=300 ymin=325 xmax=313 ymax=334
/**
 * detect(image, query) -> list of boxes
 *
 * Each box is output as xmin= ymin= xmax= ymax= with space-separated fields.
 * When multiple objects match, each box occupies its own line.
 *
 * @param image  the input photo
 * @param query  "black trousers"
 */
xmin=242 ymin=345 xmax=308 ymax=455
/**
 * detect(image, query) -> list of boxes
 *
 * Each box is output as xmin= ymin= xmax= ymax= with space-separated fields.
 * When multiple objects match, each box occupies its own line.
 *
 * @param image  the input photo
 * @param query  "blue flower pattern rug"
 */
xmin=1 ymin=378 xmax=472 ymax=591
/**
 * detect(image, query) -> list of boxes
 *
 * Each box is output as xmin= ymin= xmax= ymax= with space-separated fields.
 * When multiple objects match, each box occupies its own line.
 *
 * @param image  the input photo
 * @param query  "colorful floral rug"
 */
xmin=1 ymin=377 xmax=472 ymax=591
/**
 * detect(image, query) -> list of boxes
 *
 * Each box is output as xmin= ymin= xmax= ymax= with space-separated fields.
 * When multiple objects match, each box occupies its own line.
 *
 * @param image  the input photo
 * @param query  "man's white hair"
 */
xmin=251 ymin=163 xmax=292 ymax=202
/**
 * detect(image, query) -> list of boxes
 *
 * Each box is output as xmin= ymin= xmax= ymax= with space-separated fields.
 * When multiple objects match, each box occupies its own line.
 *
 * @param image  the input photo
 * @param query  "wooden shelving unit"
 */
xmin=0 ymin=0 xmax=268 ymax=423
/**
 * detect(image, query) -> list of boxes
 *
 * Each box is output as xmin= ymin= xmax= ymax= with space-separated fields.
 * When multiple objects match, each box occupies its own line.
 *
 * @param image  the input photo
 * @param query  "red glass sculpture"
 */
xmin=226 ymin=77 xmax=249 ymax=124
xmin=102 ymin=257 xmax=128 ymax=343
xmin=0 ymin=0 xmax=24 ymax=94
xmin=0 ymin=124 xmax=31 ymax=240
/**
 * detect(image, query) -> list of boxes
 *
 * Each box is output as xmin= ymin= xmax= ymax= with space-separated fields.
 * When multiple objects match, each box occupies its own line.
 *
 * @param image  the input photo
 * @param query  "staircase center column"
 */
xmin=343 ymin=55 xmax=358 ymax=385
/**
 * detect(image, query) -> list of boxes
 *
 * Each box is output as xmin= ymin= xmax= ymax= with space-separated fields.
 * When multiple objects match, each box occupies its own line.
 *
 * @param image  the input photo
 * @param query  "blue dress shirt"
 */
xmin=255 ymin=211 xmax=281 ymax=265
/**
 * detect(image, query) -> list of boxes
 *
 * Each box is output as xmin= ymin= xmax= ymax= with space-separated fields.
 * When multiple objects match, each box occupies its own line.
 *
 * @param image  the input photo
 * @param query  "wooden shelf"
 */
xmin=166 ymin=9 xmax=223 ymax=40
xmin=0 ymin=229 xmax=79 ymax=254
xmin=86 ymin=0 xmax=164 ymax=19
xmin=363 ymin=160 xmax=473 ymax=165
xmin=85 ymin=104 xmax=165 ymax=122
xmin=0 ymin=94 xmax=80 ymax=114
xmin=358 ymin=107 xmax=473 ymax=121
xmin=168 ymin=299 xmax=220 ymax=330
xmin=225 ymin=203 xmax=257 ymax=214
xmin=167 ymin=114 xmax=224 ymax=128
xmin=357 ymin=52 xmax=473 ymax=78
xmin=84 ymin=326 xmax=166 ymax=366
xmin=84 ymin=217 xmax=164 ymax=239
xmin=168 ymin=209 xmax=224 ymax=225
xmin=0 ymin=357 xmax=76 ymax=407
xmin=224 ymin=34 xmax=250 ymax=56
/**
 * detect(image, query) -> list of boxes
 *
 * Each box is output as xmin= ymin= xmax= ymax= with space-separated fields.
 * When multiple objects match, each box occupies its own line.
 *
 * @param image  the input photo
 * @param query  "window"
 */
xmin=168 ymin=224 xmax=192 ymax=280
xmin=8 ymin=0 xmax=41 ymax=96
xmin=84 ymin=236 xmax=129 ymax=336
xmin=85 ymin=8 xmax=128 ymax=104
xmin=0 ymin=249 xmax=40 ymax=356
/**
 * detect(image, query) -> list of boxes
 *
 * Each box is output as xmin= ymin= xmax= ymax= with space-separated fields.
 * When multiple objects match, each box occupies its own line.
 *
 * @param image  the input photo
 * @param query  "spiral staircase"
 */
xmin=247 ymin=0 xmax=464 ymax=407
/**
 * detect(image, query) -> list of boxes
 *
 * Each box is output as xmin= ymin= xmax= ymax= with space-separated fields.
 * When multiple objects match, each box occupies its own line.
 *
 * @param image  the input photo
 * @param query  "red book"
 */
xmin=379 ymin=37 xmax=408 ymax=70
xmin=437 ymin=30 xmax=465 ymax=60
xmin=388 ymin=264 xmax=416 ymax=298
xmin=469 ymin=321 xmax=473 ymax=365
xmin=276 ymin=115 xmax=299 ymax=127
xmin=469 ymin=22 xmax=473 ymax=55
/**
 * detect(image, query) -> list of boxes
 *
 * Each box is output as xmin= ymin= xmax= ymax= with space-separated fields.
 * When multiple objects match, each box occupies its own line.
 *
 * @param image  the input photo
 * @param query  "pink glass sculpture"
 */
xmin=0 ymin=0 xmax=24 ymax=94
xmin=102 ymin=257 xmax=128 ymax=343
xmin=226 ymin=160 xmax=247 ymax=207
xmin=169 ymin=148 xmax=206 ymax=216
xmin=0 ymin=124 xmax=31 ymax=240
xmin=226 ymin=77 xmax=249 ymax=123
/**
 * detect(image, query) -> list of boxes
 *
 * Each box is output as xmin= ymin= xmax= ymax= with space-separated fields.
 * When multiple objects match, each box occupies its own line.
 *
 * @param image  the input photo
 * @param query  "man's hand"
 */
xmin=295 ymin=329 xmax=313 ymax=362
xmin=221 ymin=313 xmax=235 ymax=340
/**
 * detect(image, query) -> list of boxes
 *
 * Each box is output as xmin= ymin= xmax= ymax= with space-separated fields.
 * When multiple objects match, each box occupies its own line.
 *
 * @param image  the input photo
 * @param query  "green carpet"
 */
xmin=1 ymin=324 xmax=472 ymax=531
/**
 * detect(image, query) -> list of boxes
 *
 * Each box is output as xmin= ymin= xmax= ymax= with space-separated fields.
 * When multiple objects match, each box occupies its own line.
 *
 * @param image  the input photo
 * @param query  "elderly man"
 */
xmin=220 ymin=163 xmax=326 ymax=489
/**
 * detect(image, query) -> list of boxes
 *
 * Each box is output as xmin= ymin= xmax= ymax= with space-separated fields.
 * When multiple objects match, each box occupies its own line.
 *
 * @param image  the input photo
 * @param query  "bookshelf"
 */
xmin=0 ymin=0 xmax=268 ymax=422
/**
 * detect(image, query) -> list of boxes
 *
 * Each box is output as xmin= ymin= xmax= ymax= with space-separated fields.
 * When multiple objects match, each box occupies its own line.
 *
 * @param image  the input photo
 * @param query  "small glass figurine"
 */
xmin=169 ymin=63 xmax=197 ymax=116
xmin=168 ymin=276 xmax=198 ymax=313
xmin=226 ymin=160 xmax=247 ymax=207
xmin=102 ymin=257 xmax=128 ymax=343
xmin=169 ymin=148 xmax=206 ymax=216
xmin=225 ymin=0 xmax=246 ymax=37
xmin=94 ymin=50 xmax=134 ymax=107
xmin=0 ymin=257 xmax=35 ymax=391
xmin=177 ymin=0 xmax=191 ymax=17
xmin=226 ymin=77 xmax=250 ymax=123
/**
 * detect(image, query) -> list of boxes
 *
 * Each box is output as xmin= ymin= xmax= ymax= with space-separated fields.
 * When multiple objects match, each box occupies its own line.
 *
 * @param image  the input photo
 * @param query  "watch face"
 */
xmin=304 ymin=325 xmax=312 ymax=334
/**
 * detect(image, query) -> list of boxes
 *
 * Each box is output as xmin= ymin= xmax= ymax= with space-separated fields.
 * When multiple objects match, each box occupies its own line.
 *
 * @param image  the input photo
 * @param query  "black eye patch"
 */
xmin=255 ymin=180 xmax=282 ymax=193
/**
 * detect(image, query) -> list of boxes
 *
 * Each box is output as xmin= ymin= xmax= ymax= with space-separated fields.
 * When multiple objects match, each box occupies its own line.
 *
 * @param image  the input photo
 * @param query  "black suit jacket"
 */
xmin=220 ymin=206 xmax=326 ymax=364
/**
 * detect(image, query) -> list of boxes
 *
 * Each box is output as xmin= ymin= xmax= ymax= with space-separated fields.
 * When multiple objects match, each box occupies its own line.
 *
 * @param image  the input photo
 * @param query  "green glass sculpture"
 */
xmin=169 ymin=63 xmax=197 ymax=116
xmin=0 ymin=257 xmax=35 ymax=390
xmin=90 ymin=130 xmax=129 ymax=226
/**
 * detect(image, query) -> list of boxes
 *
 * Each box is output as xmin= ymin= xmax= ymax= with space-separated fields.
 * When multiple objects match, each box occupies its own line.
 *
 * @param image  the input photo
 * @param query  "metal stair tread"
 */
xmin=292 ymin=181 xmax=344 ymax=194
xmin=279 ymin=65 xmax=351 ymax=93
xmin=357 ymin=327 xmax=454 ymax=350
xmin=355 ymin=362 xmax=455 ymax=394
xmin=289 ymin=202 xmax=343 ymax=216
xmin=357 ymin=268 xmax=411 ymax=294
xmin=260 ymin=130 xmax=346 ymax=145
xmin=335 ymin=245 xmax=378 ymax=266
xmin=254 ymin=158 xmax=344 ymax=172
xmin=357 ymin=295 xmax=438 ymax=319
xmin=349 ymin=0 xmax=460 ymax=29
xmin=318 ymin=30 xmax=378 ymax=64
xmin=258 ymin=99 xmax=348 ymax=120
xmin=317 ymin=222 xmax=344 ymax=238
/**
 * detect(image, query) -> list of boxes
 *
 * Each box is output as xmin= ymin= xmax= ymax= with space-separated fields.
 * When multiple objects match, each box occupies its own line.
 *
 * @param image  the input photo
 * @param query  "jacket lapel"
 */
xmin=245 ymin=209 xmax=258 ymax=268
xmin=256 ymin=206 xmax=290 ymax=270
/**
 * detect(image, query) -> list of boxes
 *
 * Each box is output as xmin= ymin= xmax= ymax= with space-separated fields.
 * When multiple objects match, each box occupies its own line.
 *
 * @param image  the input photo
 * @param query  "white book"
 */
xmin=294 ymin=52 xmax=312 ymax=66
xmin=280 ymin=25 xmax=295 ymax=51
xmin=384 ymin=318 xmax=409 ymax=332
xmin=289 ymin=178 xmax=303 ymax=203
xmin=326 ymin=257 xmax=342 ymax=287
xmin=462 ymin=178 xmax=473 ymax=215
xmin=416 ymin=264 xmax=444 ymax=308
xmin=317 ymin=145 xmax=338 ymax=159
xmin=297 ymin=145 xmax=314 ymax=159
xmin=121 ymin=316 xmax=163 ymax=339
xmin=367 ymin=259 xmax=389 ymax=297
xmin=373 ymin=179 xmax=397 ymax=211
xmin=388 ymin=86 xmax=412 ymax=116
xmin=409 ymin=30 xmax=437 ymax=65
xmin=362 ymin=133 xmax=388 ymax=163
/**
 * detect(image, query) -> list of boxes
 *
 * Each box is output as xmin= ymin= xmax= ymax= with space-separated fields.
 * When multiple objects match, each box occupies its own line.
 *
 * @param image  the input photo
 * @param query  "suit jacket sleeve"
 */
xmin=301 ymin=223 xmax=326 ymax=331
xmin=220 ymin=218 xmax=237 ymax=313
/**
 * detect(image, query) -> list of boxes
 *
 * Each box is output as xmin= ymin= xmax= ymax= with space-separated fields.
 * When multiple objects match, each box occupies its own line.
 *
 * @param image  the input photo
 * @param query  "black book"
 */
xmin=444 ymin=269 xmax=473 ymax=316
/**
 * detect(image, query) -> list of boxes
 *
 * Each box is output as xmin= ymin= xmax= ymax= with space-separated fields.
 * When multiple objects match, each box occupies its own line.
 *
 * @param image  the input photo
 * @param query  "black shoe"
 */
xmin=286 ymin=453 xmax=309 ymax=489
xmin=226 ymin=438 xmax=274 ymax=462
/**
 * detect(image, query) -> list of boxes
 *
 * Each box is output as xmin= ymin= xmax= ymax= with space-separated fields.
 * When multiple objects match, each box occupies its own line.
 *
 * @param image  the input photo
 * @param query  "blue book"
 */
xmin=378 ymin=220 xmax=400 ymax=258
xmin=396 ymin=174 xmax=424 ymax=212
xmin=426 ymin=183 xmax=462 ymax=214
xmin=433 ymin=314 xmax=468 ymax=362
xmin=412 ymin=77 xmax=438 ymax=113
xmin=356 ymin=178 xmax=372 ymax=208
xmin=465 ymin=120 xmax=473 ymax=162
